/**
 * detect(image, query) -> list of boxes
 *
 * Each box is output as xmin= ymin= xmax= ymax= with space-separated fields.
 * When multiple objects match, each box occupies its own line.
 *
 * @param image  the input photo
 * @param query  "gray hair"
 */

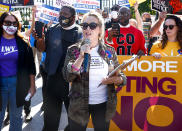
xmin=81 ymin=11 xmax=105 ymax=41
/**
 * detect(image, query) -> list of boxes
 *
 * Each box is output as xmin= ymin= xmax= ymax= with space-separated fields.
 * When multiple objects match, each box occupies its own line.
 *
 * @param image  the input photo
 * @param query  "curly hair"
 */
xmin=161 ymin=15 xmax=182 ymax=49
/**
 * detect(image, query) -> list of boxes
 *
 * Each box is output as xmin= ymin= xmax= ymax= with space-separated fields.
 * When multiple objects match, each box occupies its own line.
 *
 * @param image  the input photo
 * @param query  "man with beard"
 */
xmin=105 ymin=6 xmax=146 ymax=55
xmin=33 ymin=5 xmax=82 ymax=131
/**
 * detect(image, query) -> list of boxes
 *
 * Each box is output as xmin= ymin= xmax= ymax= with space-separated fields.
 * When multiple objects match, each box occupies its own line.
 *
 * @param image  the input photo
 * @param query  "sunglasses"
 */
xmin=3 ymin=20 xmax=18 ymax=27
xmin=164 ymin=25 xmax=176 ymax=30
xmin=81 ymin=22 xmax=99 ymax=30
xmin=118 ymin=12 xmax=130 ymax=17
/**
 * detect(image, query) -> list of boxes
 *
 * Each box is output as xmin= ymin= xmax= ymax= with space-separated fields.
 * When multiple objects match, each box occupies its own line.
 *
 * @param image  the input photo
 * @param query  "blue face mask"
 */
xmin=59 ymin=15 xmax=73 ymax=27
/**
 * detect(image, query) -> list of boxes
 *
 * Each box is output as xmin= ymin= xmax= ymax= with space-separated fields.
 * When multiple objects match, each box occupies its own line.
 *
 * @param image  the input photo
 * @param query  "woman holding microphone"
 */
xmin=63 ymin=11 xmax=127 ymax=131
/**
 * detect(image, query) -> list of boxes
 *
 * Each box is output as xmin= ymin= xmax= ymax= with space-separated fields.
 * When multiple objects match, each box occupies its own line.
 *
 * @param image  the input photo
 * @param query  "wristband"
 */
xmin=71 ymin=64 xmax=80 ymax=72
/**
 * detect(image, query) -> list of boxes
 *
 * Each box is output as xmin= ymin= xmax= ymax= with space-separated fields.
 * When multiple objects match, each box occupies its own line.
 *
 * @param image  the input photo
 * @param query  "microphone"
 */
xmin=83 ymin=39 xmax=90 ymax=73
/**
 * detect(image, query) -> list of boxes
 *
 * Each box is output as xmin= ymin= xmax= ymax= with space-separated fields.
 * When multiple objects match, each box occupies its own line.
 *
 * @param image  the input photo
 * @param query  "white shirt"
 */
xmin=89 ymin=45 xmax=108 ymax=104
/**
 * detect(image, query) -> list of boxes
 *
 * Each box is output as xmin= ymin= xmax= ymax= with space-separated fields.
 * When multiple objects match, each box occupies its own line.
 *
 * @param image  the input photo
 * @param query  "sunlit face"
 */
xmin=164 ymin=19 xmax=178 ymax=38
xmin=82 ymin=16 xmax=101 ymax=42
xmin=102 ymin=11 xmax=108 ymax=19
xmin=3 ymin=15 xmax=17 ymax=26
xmin=118 ymin=7 xmax=131 ymax=26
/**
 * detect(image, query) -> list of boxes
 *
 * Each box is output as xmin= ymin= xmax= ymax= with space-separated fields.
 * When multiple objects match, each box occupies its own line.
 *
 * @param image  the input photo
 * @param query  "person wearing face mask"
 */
xmin=132 ymin=1 xmax=160 ymax=54
xmin=105 ymin=6 xmax=146 ymax=55
xmin=142 ymin=12 xmax=152 ymax=49
xmin=63 ymin=11 xmax=126 ymax=131
xmin=33 ymin=5 xmax=82 ymax=131
xmin=142 ymin=12 xmax=160 ymax=54
xmin=0 ymin=12 xmax=36 ymax=131
xmin=105 ymin=4 xmax=120 ymax=30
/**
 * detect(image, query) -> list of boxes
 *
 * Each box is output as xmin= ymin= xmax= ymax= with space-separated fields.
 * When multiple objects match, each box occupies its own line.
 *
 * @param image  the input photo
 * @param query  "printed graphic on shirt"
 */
xmin=90 ymin=56 xmax=104 ymax=69
xmin=1 ymin=46 xmax=18 ymax=55
xmin=178 ymin=49 xmax=182 ymax=55
xmin=116 ymin=33 xmax=135 ymax=55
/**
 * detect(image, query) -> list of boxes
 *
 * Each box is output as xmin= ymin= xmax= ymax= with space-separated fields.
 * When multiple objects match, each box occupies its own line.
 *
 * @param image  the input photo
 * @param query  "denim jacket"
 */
xmin=62 ymin=40 xmax=127 ymax=126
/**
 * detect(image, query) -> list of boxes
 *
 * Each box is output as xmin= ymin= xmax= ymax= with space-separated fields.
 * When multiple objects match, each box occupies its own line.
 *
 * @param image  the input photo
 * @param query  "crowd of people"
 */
xmin=0 ymin=2 xmax=182 ymax=131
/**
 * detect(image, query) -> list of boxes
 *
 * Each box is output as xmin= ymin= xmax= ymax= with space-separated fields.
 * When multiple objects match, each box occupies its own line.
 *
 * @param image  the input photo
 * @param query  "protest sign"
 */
xmin=151 ymin=0 xmax=182 ymax=15
xmin=88 ymin=56 xmax=182 ymax=131
xmin=0 ymin=2 xmax=10 ymax=16
xmin=11 ymin=10 xmax=22 ymax=21
xmin=118 ymin=0 xmax=146 ymax=7
xmin=0 ymin=0 xmax=34 ymax=6
xmin=53 ymin=0 xmax=75 ymax=7
xmin=118 ymin=0 xmax=130 ymax=7
xmin=39 ymin=5 xmax=60 ymax=25
xmin=129 ymin=0 xmax=146 ymax=6
xmin=112 ymin=56 xmax=182 ymax=131
xmin=73 ymin=0 xmax=100 ymax=13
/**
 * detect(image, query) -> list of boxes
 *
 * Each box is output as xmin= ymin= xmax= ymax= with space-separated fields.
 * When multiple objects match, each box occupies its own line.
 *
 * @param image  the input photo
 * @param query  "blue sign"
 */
xmin=118 ymin=0 xmax=130 ymax=7
xmin=39 ymin=4 xmax=60 ymax=24
xmin=74 ymin=0 xmax=100 ymax=13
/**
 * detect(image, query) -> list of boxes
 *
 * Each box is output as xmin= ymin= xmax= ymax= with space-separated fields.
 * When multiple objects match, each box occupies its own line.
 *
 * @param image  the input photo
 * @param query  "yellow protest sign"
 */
xmin=109 ymin=56 xmax=182 ymax=131
xmin=129 ymin=0 xmax=146 ymax=7
xmin=0 ymin=3 xmax=11 ymax=16
xmin=88 ymin=56 xmax=182 ymax=130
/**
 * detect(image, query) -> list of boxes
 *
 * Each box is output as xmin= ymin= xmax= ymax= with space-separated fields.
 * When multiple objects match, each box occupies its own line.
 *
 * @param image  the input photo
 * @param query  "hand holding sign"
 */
xmin=98 ymin=50 xmax=145 ymax=87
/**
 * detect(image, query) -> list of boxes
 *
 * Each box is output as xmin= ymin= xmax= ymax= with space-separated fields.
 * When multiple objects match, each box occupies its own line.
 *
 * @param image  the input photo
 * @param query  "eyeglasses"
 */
xmin=3 ymin=20 xmax=18 ymax=27
xmin=164 ymin=25 xmax=176 ymax=30
xmin=80 ymin=22 xmax=99 ymax=30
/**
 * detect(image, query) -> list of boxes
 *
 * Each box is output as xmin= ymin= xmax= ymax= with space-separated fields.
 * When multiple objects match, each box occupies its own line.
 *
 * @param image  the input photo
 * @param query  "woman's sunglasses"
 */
xmin=3 ymin=20 xmax=18 ymax=27
xmin=80 ymin=22 xmax=99 ymax=30
xmin=164 ymin=25 xmax=176 ymax=30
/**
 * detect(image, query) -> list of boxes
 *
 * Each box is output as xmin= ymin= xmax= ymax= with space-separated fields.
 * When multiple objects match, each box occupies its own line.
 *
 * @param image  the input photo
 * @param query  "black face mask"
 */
xmin=144 ymin=18 xmax=152 ymax=22
xmin=59 ymin=15 xmax=73 ymax=27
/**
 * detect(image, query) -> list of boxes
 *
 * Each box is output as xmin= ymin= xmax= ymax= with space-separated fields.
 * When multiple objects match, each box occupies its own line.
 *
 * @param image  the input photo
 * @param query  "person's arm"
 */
xmin=149 ymin=42 xmax=162 ymax=59
xmin=32 ymin=29 xmax=46 ymax=52
xmin=104 ymin=28 xmax=119 ymax=44
xmin=47 ymin=20 xmax=53 ymax=28
xmin=29 ymin=74 xmax=36 ymax=97
xmin=134 ymin=1 xmax=143 ymax=31
xmin=150 ymin=11 xmax=167 ymax=37
xmin=62 ymin=46 xmax=82 ymax=82
xmin=27 ymin=45 xmax=36 ymax=97
xmin=101 ymin=47 xmax=127 ymax=86
xmin=102 ymin=72 xmax=124 ymax=85
xmin=71 ymin=43 xmax=91 ymax=72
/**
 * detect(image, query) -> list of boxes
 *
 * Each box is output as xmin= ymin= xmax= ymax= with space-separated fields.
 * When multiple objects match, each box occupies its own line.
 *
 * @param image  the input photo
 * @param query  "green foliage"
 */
xmin=130 ymin=0 xmax=156 ymax=18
